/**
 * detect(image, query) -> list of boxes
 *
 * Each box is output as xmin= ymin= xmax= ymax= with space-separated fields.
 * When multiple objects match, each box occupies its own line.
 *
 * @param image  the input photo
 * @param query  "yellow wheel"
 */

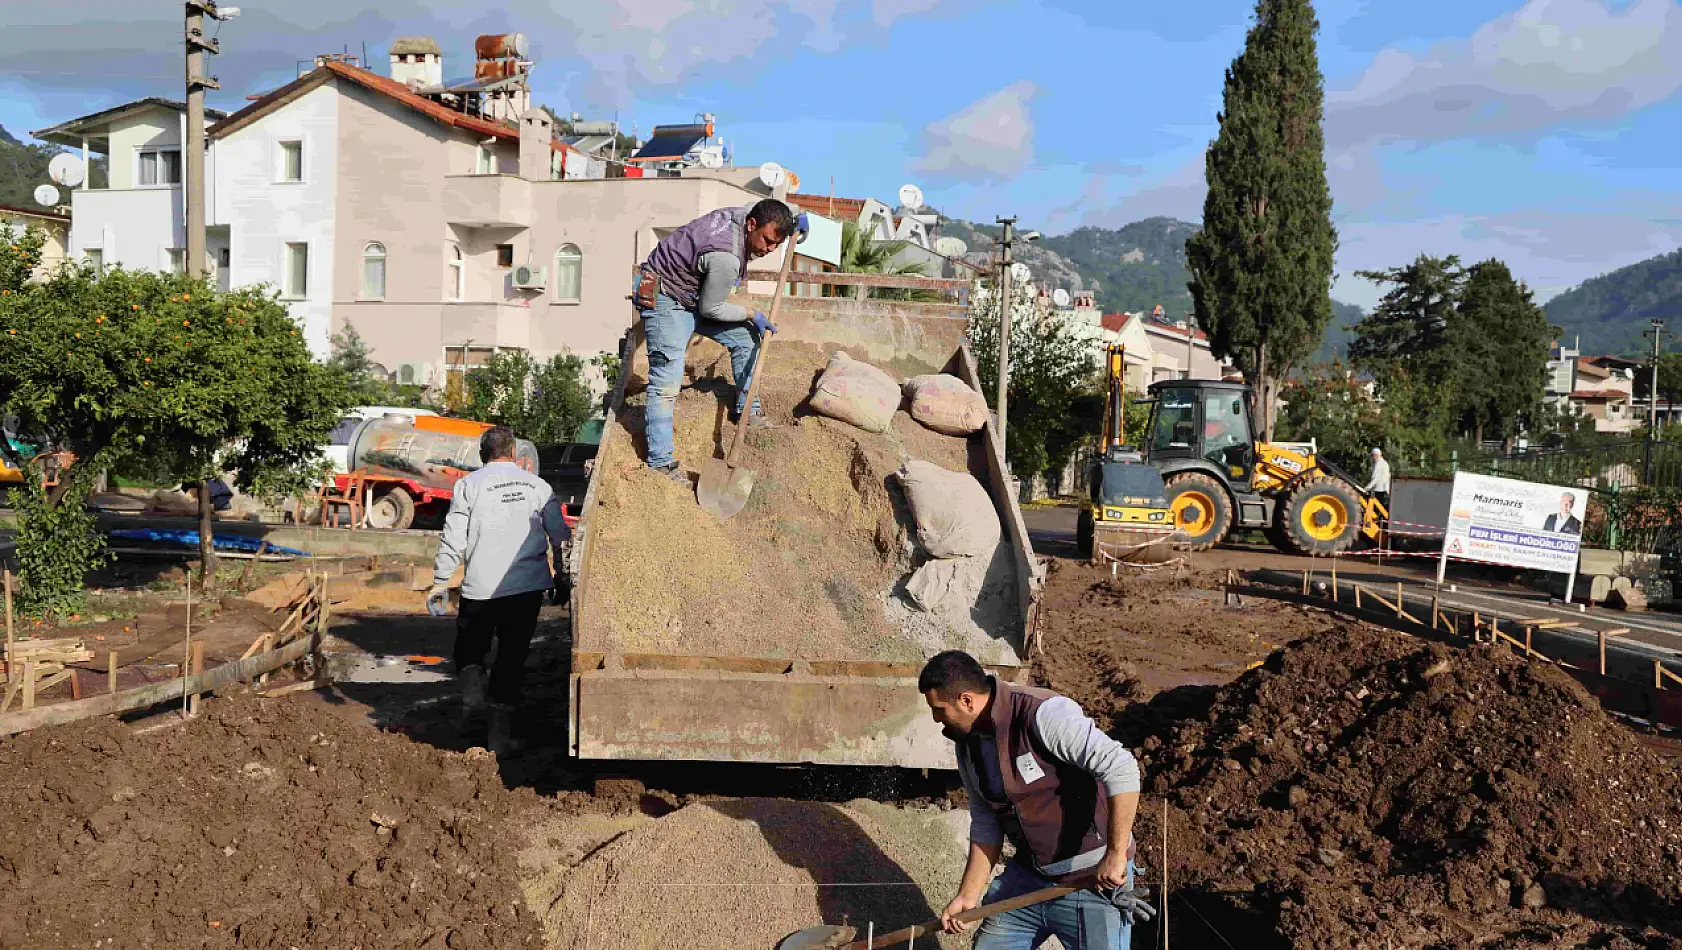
xmin=1280 ymin=476 xmax=1363 ymax=556
xmin=1164 ymin=472 xmax=1231 ymax=551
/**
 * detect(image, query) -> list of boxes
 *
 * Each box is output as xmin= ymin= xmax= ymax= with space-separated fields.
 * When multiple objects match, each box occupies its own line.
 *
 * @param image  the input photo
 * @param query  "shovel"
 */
xmin=776 ymin=883 xmax=1084 ymax=950
xmin=696 ymin=233 xmax=798 ymax=520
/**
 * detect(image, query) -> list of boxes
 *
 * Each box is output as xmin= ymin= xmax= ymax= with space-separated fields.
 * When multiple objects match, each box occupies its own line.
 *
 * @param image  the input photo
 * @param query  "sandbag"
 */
xmin=904 ymin=374 xmax=989 ymax=435
xmin=897 ymin=459 xmax=1001 ymax=558
xmin=808 ymin=352 xmax=901 ymax=433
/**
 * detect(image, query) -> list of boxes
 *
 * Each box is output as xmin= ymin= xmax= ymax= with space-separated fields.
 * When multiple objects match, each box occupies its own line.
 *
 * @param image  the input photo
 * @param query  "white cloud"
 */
xmin=912 ymin=81 xmax=1039 ymax=183
xmin=1327 ymin=0 xmax=1682 ymax=147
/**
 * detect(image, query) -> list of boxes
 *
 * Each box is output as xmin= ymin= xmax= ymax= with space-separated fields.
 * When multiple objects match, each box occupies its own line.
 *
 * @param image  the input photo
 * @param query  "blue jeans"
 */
xmin=640 ymin=293 xmax=762 ymax=469
xmin=974 ymin=860 xmax=1132 ymax=950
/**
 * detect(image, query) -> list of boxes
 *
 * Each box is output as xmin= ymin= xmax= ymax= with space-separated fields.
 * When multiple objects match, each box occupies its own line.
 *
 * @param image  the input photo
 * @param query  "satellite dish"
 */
xmin=48 ymin=153 xmax=85 ymax=188
xmin=1052 ymin=288 xmax=1071 ymax=308
xmin=698 ymin=149 xmax=724 ymax=169
xmin=933 ymin=236 xmax=968 ymax=258
xmin=33 ymin=184 xmax=61 ymax=208
xmin=898 ymin=183 xmax=924 ymax=210
xmin=758 ymin=161 xmax=786 ymax=189
xmin=1011 ymin=262 xmax=1031 ymax=284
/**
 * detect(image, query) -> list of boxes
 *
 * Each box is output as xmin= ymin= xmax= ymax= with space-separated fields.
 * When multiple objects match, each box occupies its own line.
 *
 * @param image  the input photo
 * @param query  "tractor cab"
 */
xmin=1144 ymin=380 xmax=1258 ymax=486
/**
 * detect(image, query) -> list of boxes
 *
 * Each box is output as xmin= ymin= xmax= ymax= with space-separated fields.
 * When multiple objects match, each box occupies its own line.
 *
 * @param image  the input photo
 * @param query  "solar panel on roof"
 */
xmin=629 ymin=124 xmax=708 ymax=162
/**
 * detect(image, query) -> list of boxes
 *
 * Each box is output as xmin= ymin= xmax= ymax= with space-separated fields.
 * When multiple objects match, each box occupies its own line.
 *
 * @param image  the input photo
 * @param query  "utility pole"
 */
xmin=1649 ymin=319 xmax=1666 ymax=434
xmin=994 ymin=216 xmax=1016 ymax=463
xmin=185 ymin=1 xmax=229 ymax=281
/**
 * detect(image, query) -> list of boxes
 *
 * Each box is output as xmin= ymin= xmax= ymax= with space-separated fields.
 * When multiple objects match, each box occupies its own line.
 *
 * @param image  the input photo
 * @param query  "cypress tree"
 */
xmin=1186 ymin=0 xmax=1337 ymax=439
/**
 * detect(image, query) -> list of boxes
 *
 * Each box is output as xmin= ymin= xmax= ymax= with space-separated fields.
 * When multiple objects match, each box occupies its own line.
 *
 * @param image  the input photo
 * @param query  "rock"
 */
xmin=1316 ymin=847 xmax=1343 ymax=869
xmin=1607 ymin=587 xmax=1648 ymax=612
xmin=1522 ymin=882 xmax=1547 ymax=909
xmin=1287 ymin=785 xmax=1308 ymax=810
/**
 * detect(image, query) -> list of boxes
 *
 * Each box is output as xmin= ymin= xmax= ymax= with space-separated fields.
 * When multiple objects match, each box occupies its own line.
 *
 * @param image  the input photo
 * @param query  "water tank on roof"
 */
xmin=475 ymin=33 xmax=529 ymax=60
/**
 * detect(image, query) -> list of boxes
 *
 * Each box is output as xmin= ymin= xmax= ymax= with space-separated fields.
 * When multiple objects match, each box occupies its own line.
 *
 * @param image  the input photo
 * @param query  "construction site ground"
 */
xmin=4 ymin=508 xmax=1682 ymax=947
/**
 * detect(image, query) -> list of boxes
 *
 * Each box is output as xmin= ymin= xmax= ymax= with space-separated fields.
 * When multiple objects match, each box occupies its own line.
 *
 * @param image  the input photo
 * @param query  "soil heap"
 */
xmin=0 ymin=694 xmax=544 ymax=950
xmin=1141 ymin=626 xmax=1682 ymax=949
xmin=586 ymin=339 xmax=1020 ymax=665
xmin=526 ymin=798 xmax=970 ymax=950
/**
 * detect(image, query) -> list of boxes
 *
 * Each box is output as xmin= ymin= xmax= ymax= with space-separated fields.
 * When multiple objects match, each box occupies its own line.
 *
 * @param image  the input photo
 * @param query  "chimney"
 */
xmin=520 ymin=107 xmax=554 ymax=183
xmin=389 ymin=37 xmax=443 ymax=88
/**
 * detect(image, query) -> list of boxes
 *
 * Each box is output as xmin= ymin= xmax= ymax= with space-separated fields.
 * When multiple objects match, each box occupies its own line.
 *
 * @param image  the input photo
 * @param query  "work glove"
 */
xmin=794 ymin=211 xmax=810 ymax=241
xmin=1100 ymin=884 xmax=1156 ymax=924
xmin=750 ymin=311 xmax=777 ymax=336
xmin=425 ymin=583 xmax=450 ymax=617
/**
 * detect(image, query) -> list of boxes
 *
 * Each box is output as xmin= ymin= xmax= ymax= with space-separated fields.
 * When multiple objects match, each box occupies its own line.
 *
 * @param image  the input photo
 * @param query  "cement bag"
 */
xmin=904 ymin=374 xmax=989 ymax=435
xmin=809 ymin=352 xmax=901 ymax=433
xmin=897 ymin=459 xmax=1001 ymax=558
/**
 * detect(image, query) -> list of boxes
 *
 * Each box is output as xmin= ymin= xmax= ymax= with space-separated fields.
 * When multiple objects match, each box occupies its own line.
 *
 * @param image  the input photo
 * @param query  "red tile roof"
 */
xmin=1143 ymin=318 xmax=1209 ymax=343
xmin=0 ymin=204 xmax=70 ymax=222
xmin=786 ymin=193 xmax=867 ymax=217
xmin=1570 ymin=389 xmax=1629 ymax=400
xmin=1100 ymin=312 xmax=1132 ymax=333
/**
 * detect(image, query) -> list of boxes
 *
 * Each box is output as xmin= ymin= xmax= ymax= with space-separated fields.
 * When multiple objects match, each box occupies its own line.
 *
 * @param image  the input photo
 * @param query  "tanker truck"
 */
xmin=324 ymin=413 xmax=541 ymax=530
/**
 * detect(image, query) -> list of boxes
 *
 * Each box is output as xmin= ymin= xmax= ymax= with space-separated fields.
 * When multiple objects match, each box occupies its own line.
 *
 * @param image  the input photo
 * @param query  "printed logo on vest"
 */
xmin=1015 ymin=752 xmax=1046 ymax=785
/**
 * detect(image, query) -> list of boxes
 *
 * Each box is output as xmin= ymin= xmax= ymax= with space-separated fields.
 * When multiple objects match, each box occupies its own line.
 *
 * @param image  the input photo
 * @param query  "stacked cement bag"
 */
xmin=808 ymin=352 xmax=901 ymax=433
xmin=903 ymin=374 xmax=989 ymax=435
xmin=897 ymin=460 xmax=1002 ymax=613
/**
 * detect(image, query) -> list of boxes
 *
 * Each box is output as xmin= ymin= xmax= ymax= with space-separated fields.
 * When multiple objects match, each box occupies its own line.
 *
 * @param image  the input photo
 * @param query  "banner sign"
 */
xmin=1442 ymin=472 xmax=1584 ymax=575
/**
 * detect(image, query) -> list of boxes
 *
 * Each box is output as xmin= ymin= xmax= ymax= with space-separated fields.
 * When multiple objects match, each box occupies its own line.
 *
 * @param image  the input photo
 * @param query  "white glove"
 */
xmin=425 ymin=583 xmax=450 ymax=617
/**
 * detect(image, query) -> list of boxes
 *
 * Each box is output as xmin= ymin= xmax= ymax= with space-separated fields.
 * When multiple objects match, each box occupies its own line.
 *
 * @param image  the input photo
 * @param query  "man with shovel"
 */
xmin=634 ymin=197 xmax=806 ymax=486
xmin=920 ymin=651 xmax=1151 ymax=949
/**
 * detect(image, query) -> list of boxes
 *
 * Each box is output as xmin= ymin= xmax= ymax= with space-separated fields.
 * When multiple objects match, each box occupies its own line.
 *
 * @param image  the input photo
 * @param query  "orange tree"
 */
xmin=0 ymin=264 xmax=353 ymax=607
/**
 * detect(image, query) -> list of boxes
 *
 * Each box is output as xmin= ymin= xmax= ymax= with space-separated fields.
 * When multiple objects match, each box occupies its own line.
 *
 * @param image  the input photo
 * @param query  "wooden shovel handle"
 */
xmin=839 ymin=884 xmax=1081 ymax=950
xmin=723 ymin=234 xmax=797 ymax=466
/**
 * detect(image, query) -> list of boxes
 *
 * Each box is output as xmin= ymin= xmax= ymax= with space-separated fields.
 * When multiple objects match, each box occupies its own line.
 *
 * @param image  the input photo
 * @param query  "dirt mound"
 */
xmin=524 ymin=798 xmax=969 ymax=950
xmin=0 ymin=693 xmax=544 ymax=950
xmin=1142 ymin=627 xmax=1682 ymax=949
xmin=587 ymin=339 xmax=1019 ymax=664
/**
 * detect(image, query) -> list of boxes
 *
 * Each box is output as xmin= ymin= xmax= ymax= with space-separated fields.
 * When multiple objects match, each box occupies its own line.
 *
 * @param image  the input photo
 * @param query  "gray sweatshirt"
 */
xmin=432 ymin=460 xmax=571 ymax=601
xmin=1365 ymin=456 xmax=1392 ymax=493
xmin=696 ymin=250 xmax=750 ymax=323
xmin=958 ymin=696 xmax=1140 ymax=876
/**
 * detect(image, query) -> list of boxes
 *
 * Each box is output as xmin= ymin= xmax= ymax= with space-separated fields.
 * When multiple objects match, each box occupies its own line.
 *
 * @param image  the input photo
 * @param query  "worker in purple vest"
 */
xmin=920 ymin=650 xmax=1153 ymax=949
xmin=635 ymin=198 xmax=807 ymax=486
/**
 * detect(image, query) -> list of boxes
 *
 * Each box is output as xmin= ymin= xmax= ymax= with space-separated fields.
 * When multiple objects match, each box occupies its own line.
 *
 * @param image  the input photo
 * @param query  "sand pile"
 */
xmin=0 ymin=694 xmax=544 ymax=950
xmin=1141 ymin=627 xmax=1682 ymax=949
xmin=587 ymin=339 xmax=1020 ymax=664
xmin=525 ymin=798 xmax=970 ymax=950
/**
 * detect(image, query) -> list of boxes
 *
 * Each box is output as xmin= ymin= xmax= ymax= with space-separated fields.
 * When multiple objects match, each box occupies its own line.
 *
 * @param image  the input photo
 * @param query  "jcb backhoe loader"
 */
xmin=1074 ymin=346 xmax=1176 ymax=564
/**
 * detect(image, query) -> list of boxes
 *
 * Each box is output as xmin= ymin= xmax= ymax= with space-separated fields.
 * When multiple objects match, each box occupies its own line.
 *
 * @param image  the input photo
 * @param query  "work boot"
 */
xmin=459 ymin=664 xmax=487 ymax=717
xmin=487 ymin=702 xmax=524 ymax=755
xmin=653 ymin=463 xmax=691 ymax=487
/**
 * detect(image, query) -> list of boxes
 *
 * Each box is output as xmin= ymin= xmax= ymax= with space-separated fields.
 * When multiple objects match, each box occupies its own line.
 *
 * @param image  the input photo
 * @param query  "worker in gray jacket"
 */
xmin=427 ymin=426 xmax=571 ymax=748
xmin=920 ymin=650 xmax=1152 ymax=950
xmin=634 ymin=197 xmax=807 ymax=486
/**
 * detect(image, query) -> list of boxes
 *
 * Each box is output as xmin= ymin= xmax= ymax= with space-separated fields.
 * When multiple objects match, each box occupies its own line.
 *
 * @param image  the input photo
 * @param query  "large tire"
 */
xmin=366 ymin=487 xmax=416 ymax=531
xmin=1164 ymin=472 xmax=1232 ymax=551
xmin=1279 ymin=476 xmax=1363 ymax=556
xmin=1076 ymin=508 xmax=1095 ymax=561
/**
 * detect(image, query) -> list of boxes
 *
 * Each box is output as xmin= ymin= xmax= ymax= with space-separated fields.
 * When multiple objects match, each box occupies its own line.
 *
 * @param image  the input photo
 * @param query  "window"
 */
xmin=476 ymin=144 xmax=496 ymax=175
xmin=446 ymin=244 xmax=463 ymax=301
xmin=553 ymin=244 xmax=582 ymax=302
xmin=138 ymin=148 xmax=182 ymax=186
xmin=279 ymin=141 xmax=303 ymax=182
xmin=361 ymin=242 xmax=387 ymax=299
xmin=85 ymin=248 xmax=103 ymax=270
xmin=218 ymin=248 xmax=231 ymax=268
xmin=283 ymin=242 xmax=308 ymax=298
xmin=167 ymin=248 xmax=185 ymax=274
xmin=496 ymin=244 xmax=514 ymax=268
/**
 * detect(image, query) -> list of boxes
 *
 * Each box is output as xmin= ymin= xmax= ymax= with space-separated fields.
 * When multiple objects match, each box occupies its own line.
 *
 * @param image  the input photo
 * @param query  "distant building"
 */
xmin=1570 ymin=355 xmax=1639 ymax=433
xmin=0 ymin=204 xmax=71 ymax=278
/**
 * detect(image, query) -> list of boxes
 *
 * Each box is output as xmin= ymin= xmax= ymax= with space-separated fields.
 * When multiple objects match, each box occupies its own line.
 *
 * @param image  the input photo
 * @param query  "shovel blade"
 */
xmin=696 ymin=457 xmax=756 ymax=520
xmin=775 ymin=925 xmax=856 ymax=950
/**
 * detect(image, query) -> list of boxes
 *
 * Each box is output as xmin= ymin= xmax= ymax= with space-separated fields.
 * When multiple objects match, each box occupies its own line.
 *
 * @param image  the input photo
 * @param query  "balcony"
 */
xmin=440 ymin=301 xmax=534 ymax=350
xmin=442 ymin=174 xmax=531 ymax=228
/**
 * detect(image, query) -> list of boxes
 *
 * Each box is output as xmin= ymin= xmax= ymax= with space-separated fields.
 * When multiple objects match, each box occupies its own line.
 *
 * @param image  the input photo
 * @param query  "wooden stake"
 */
xmin=1301 ymin=569 xmax=1310 ymax=595
xmin=1330 ymin=559 xmax=1338 ymax=603
xmin=181 ymin=571 xmax=193 ymax=719
xmin=69 ymin=667 xmax=81 ymax=700
xmin=1396 ymin=582 xmax=1404 ymax=619
xmin=3 ymin=569 xmax=13 ymax=670
xmin=1354 ymin=584 xmax=1363 ymax=610
xmin=1473 ymin=611 xmax=1481 ymax=642
xmin=21 ymin=659 xmax=34 ymax=710
xmin=1659 ymin=659 xmax=1666 ymax=690
xmin=1430 ymin=596 xmax=1440 ymax=631
xmin=1162 ymin=798 xmax=1170 ymax=950
xmin=1524 ymin=626 xmax=1534 ymax=658
xmin=187 ymin=640 xmax=205 ymax=717
xmin=108 ymin=651 xmax=118 ymax=694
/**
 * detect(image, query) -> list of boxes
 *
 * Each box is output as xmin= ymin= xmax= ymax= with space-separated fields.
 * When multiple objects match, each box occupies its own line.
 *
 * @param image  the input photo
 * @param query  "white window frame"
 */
xmin=476 ymin=143 xmax=496 ymax=175
xmin=553 ymin=243 xmax=582 ymax=303
xmin=277 ymin=139 xmax=304 ymax=183
xmin=85 ymin=248 xmax=104 ymax=270
xmin=446 ymin=244 xmax=464 ymax=302
xmin=361 ymin=242 xmax=387 ymax=300
xmin=166 ymin=248 xmax=185 ymax=275
xmin=137 ymin=147 xmax=182 ymax=187
xmin=282 ymin=242 xmax=309 ymax=300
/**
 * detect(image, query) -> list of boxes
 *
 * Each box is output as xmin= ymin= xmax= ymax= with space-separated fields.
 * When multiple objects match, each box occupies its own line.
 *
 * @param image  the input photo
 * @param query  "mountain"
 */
xmin=1040 ymin=217 xmax=1197 ymax=316
xmin=0 ymin=124 xmax=20 ymax=146
xmin=1543 ymin=249 xmax=1682 ymax=356
xmin=0 ymin=126 xmax=106 ymax=212
xmin=939 ymin=216 xmax=1091 ymax=293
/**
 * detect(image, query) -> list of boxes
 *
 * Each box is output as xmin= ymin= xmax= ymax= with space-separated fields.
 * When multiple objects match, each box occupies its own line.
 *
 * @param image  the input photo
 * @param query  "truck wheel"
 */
xmin=1280 ymin=476 xmax=1363 ymax=556
xmin=1164 ymin=472 xmax=1231 ymax=551
xmin=366 ymin=488 xmax=416 ymax=530
xmin=1076 ymin=508 xmax=1095 ymax=561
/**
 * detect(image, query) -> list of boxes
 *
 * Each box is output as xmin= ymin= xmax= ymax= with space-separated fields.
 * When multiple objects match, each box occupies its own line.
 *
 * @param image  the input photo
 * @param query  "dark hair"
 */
xmin=481 ymin=425 xmax=518 ymax=462
xmin=747 ymin=198 xmax=795 ymax=239
xmin=918 ymin=650 xmax=991 ymax=699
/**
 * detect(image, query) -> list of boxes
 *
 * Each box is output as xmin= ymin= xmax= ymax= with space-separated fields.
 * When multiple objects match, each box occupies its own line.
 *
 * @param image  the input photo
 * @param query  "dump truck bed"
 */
xmin=568 ymin=282 xmax=1040 ymax=768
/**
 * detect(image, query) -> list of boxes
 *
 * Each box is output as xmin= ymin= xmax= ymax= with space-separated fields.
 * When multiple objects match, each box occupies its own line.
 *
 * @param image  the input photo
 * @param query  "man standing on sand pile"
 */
xmin=634 ymin=197 xmax=807 ymax=486
xmin=920 ymin=650 xmax=1153 ymax=949
xmin=426 ymin=425 xmax=571 ymax=753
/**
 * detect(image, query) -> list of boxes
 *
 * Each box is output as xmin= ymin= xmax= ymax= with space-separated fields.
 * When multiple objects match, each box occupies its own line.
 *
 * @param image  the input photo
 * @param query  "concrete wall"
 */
xmin=69 ymin=187 xmax=181 ymax=271
xmin=108 ymin=111 xmax=180 ymax=191
xmin=0 ymin=212 xmax=69 ymax=277
xmin=217 ymin=81 xmax=340 ymax=356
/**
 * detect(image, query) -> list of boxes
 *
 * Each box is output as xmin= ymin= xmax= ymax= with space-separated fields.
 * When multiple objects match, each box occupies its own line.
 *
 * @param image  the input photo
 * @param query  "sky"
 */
xmin=0 ymin=0 xmax=1678 ymax=310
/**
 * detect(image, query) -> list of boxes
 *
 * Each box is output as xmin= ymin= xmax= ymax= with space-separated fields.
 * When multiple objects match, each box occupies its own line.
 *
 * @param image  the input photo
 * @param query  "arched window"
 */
xmin=361 ymin=242 xmax=386 ymax=299
xmin=446 ymin=244 xmax=463 ymax=301
xmin=554 ymin=244 xmax=582 ymax=302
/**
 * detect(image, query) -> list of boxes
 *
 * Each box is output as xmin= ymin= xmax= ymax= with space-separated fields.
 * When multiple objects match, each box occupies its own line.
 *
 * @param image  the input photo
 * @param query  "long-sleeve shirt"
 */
xmin=958 ymin=696 xmax=1140 ymax=874
xmin=696 ymin=250 xmax=750 ymax=323
xmin=432 ymin=460 xmax=571 ymax=601
xmin=1365 ymin=457 xmax=1392 ymax=493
